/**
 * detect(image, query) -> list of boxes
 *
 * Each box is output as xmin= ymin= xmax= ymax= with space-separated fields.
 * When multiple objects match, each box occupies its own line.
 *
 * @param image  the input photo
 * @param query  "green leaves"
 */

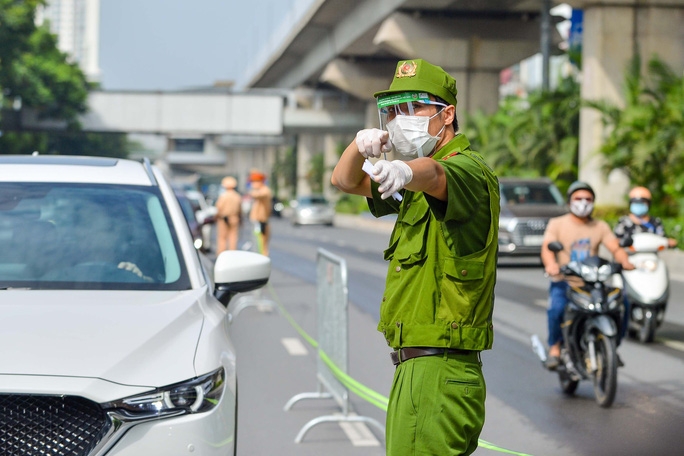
xmin=465 ymin=76 xmax=580 ymax=189
xmin=591 ymin=55 xmax=684 ymax=216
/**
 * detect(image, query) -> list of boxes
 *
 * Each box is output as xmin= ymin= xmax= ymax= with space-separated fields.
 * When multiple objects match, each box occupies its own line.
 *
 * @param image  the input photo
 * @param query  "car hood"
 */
xmin=501 ymin=204 xmax=568 ymax=218
xmin=0 ymin=289 xmax=206 ymax=389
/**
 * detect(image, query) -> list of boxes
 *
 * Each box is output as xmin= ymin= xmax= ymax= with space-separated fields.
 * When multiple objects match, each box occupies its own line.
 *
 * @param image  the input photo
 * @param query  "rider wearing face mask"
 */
xmin=614 ymin=186 xmax=678 ymax=248
xmin=331 ymin=59 xmax=500 ymax=456
xmin=541 ymin=181 xmax=635 ymax=370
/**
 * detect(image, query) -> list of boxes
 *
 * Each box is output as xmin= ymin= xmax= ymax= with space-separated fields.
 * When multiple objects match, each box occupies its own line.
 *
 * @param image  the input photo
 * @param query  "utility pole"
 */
xmin=541 ymin=0 xmax=551 ymax=91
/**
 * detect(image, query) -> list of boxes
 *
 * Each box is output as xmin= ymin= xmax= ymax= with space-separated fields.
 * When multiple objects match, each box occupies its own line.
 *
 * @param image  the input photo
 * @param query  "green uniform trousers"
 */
xmin=386 ymin=351 xmax=485 ymax=456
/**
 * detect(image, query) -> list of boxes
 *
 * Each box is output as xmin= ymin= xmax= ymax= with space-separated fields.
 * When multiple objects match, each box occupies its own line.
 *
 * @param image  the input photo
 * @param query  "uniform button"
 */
xmin=383 ymin=330 xmax=387 ymax=335
xmin=396 ymin=322 xmax=401 ymax=328
xmin=461 ymin=270 xmax=468 ymax=276
xmin=451 ymin=322 xmax=459 ymax=329
xmin=382 ymin=296 xmax=386 ymax=302
xmin=387 ymin=339 xmax=391 ymax=344
xmin=395 ymin=266 xmax=401 ymax=272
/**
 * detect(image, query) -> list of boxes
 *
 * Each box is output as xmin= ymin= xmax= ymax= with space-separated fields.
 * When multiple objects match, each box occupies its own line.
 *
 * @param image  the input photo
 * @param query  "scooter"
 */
xmin=532 ymin=241 xmax=625 ymax=408
xmin=620 ymin=232 xmax=670 ymax=343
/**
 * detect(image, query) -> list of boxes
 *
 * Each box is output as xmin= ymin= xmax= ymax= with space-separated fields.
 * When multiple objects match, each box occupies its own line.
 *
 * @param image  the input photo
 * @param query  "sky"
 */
xmin=99 ymin=0 xmax=295 ymax=91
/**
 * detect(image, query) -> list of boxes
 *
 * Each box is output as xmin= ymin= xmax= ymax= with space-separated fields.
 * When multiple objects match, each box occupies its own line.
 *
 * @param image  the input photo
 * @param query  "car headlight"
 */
xmin=499 ymin=217 xmax=518 ymax=232
xmin=103 ymin=368 xmax=225 ymax=419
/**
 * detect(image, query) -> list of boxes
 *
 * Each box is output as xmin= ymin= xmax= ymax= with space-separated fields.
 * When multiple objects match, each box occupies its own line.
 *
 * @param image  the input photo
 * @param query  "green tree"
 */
xmin=466 ymin=76 xmax=580 ymax=190
xmin=0 ymin=0 xmax=130 ymax=158
xmin=1 ymin=0 xmax=88 ymax=125
xmin=588 ymin=55 xmax=684 ymax=216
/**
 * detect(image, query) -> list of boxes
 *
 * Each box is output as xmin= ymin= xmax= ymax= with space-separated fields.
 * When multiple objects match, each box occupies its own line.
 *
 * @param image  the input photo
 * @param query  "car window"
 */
xmin=500 ymin=183 xmax=564 ymax=206
xmin=0 ymin=183 xmax=190 ymax=290
xmin=299 ymin=196 xmax=328 ymax=205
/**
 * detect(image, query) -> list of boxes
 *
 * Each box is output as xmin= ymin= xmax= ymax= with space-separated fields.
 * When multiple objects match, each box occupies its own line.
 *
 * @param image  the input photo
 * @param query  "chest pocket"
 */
xmin=389 ymin=199 xmax=430 ymax=265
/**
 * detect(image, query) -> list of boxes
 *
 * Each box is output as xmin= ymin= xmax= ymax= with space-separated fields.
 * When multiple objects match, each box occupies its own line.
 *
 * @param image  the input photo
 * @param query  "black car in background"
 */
xmin=498 ymin=177 xmax=568 ymax=256
xmin=175 ymin=189 xmax=206 ymax=252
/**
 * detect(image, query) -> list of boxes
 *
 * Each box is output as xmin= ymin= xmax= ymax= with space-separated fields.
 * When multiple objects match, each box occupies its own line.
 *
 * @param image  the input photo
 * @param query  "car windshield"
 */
xmin=299 ymin=196 xmax=328 ymax=205
xmin=0 ymin=183 xmax=190 ymax=291
xmin=500 ymin=182 xmax=564 ymax=206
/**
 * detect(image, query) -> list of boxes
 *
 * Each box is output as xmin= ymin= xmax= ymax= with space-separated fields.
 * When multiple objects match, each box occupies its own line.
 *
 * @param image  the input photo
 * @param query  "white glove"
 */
xmin=355 ymin=128 xmax=393 ymax=159
xmin=372 ymin=160 xmax=413 ymax=200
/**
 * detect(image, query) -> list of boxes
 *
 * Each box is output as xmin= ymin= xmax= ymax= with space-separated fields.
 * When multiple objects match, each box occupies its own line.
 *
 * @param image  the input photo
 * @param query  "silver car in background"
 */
xmin=498 ymin=177 xmax=568 ymax=256
xmin=291 ymin=195 xmax=335 ymax=226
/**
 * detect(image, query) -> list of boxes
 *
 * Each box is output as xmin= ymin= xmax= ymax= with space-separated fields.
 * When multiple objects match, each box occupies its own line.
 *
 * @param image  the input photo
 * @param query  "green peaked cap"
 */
xmin=374 ymin=59 xmax=458 ymax=108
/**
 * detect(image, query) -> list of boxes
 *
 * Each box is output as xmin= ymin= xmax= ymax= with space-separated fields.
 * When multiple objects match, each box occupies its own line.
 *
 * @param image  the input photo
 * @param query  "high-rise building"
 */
xmin=36 ymin=0 xmax=101 ymax=82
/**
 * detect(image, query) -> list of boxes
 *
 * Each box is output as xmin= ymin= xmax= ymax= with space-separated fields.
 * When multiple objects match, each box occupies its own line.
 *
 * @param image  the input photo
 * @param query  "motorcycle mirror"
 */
xmin=547 ymin=241 xmax=563 ymax=253
xmin=619 ymin=236 xmax=633 ymax=248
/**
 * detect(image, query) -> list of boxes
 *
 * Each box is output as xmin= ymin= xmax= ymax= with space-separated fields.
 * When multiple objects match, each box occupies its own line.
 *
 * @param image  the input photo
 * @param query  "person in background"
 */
xmin=614 ymin=186 xmax=678 ymax=248
xmin=214 ymin=176 xmax=242 ymax=253
xmin=248 ymin=170 xmax=273 ymax=256
xmin=331 ymin=58 xmax=499 ymax=456
xmin=541 ymin=181 xmax=634 ymax=370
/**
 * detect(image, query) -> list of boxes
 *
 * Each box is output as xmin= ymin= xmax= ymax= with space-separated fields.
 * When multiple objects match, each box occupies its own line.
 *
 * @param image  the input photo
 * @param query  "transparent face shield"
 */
xmin=377 ymin=92 xmax=447 ymax=130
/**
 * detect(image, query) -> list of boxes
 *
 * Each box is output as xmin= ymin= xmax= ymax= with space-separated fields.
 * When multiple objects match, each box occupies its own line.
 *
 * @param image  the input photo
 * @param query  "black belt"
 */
xmin=390 ymin=347 xmax=474 ymax=366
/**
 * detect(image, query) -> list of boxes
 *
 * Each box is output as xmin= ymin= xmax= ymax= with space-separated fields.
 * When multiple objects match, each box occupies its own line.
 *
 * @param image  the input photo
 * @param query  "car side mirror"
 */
xmin=547 ymin=241 xmax=563 ymax=253
xmin=213 ymin=250 xmax=271 ymax=306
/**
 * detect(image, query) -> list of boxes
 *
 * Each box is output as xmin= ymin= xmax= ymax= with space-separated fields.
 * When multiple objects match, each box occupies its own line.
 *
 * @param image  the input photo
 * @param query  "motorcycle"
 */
xmin=532 ymin=241 xmax=625 ymax=408
xmin=620 ymin=232 xmax=670 ymax=343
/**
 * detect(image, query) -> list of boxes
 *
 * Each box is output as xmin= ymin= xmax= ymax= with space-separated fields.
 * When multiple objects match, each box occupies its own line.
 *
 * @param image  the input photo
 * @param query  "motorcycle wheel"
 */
xmin=638 ymin=313 xmax=657 ymax=344
xmin=592 ymin=334 xmax=618 ymax=408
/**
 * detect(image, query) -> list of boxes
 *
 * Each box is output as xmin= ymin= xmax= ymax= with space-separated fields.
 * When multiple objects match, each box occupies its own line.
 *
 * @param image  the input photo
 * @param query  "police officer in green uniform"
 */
xmin=331 ymin=59 xmax=499 ymax=456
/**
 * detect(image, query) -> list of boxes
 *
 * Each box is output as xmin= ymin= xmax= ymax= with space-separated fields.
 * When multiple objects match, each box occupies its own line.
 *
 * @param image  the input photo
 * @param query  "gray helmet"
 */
xmin=566 ymin=181 xmax=595 ymax=201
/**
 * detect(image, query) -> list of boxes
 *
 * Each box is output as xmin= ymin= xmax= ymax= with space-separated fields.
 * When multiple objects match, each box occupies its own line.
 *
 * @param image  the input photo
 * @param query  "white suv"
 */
xmin=0 ymin=155 xmax=270 ymax=455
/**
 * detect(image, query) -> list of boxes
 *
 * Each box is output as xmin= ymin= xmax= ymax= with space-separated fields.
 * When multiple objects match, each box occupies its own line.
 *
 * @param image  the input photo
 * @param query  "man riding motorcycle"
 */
xmin=614 ymin=186 xmax=678 ymax=248
xmin=541 ymin=181 xmax=634 ymax=370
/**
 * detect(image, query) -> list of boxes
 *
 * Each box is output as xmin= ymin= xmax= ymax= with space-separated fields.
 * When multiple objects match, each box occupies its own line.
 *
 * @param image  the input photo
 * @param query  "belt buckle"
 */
xmin=390 ymin=349 xmax=402 ymax=365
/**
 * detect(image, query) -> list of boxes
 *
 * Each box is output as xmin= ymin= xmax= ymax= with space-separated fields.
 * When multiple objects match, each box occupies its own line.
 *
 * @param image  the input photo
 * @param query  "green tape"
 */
xmin=265 ymin=283 xmax=532 ymax=455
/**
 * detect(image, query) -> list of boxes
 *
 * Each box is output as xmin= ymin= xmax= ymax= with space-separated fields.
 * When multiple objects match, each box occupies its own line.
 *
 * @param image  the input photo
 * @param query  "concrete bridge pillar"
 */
xmin=373 ymin=12 xmax=562 ymax=117
xmin=569 ymin=0 xmax=684 ymax=204
xmin=295 ymin=134 xmax=318 ymax=197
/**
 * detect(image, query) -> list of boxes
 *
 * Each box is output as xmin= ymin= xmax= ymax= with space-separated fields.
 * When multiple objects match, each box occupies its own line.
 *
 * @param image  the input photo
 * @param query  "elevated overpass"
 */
xmin=17 ymin=0 xmax=684 ymax=201
xmin=241 ymin=0 xmax=684 ymax=202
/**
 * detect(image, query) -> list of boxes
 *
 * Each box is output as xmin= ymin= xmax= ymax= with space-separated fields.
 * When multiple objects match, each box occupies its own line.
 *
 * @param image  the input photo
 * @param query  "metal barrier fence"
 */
xmin=283 ymin=248 xmax=385 ymax=443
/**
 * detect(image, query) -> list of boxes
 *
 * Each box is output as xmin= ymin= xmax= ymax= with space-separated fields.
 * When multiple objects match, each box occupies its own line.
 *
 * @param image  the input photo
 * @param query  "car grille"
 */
xmin=511 ymin=218 xmax=547 ymax=243
xmin=0 ymin=394 xmax=111 ymax=456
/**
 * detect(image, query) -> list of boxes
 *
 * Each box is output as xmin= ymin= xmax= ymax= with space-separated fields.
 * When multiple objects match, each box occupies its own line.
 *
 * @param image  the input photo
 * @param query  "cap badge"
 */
xmin=396 ymin=61 xmax=417 ymax=78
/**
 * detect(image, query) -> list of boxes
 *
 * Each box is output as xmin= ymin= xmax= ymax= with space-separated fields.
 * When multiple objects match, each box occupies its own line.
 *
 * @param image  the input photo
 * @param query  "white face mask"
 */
xmin=570 ymin=200 xmax=594 ymax=218
xmin=386 ymin=110 xmax=444 ymax=159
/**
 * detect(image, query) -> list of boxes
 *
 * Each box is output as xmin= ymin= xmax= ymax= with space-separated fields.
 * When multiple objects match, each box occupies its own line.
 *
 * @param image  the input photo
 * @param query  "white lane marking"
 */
xmin=281 ymin=337 xmax=308 ymax=356
xmin=534 ymin=299 xmax=547 ymax=308
xmin=659 ymin=338 xmax=684 ymax=352
xmin=338 ymin=417 xmax=380 ymax=447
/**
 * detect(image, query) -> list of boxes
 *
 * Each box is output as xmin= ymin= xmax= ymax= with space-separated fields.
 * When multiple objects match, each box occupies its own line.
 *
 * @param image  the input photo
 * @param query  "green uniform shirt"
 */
xmin=369 ymin=134 xmax=500 ymax=351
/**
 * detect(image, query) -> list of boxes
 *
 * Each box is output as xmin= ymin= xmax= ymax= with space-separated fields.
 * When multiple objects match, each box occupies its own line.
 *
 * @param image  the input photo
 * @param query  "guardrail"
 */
xmin=283 ymin=248 xmax=385 ymax=443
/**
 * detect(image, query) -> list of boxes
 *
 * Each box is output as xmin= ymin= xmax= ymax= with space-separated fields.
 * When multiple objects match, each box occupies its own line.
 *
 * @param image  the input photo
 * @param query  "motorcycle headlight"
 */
xmin=597 ymin=264 xmax=613 ymax=282
xmin=103 ymin=368 xmax=225 ymax=419
xmin=580 ymin=264 xmax=599 ymax=282
xmin=638 ymin=259 xmax=658 ymax=272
